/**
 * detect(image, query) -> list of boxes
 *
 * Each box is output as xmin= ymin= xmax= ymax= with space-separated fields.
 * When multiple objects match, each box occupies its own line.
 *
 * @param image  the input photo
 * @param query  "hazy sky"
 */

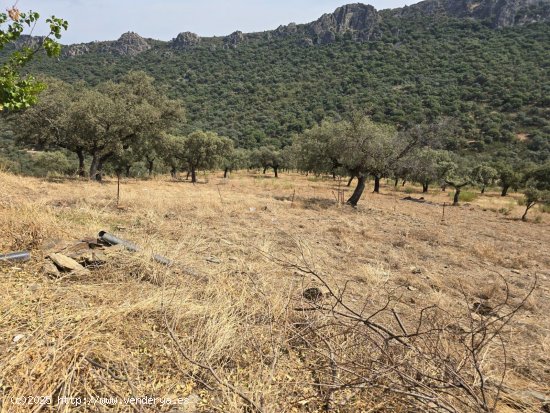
xmin=17 ymin=0 xmax=417 ymax=44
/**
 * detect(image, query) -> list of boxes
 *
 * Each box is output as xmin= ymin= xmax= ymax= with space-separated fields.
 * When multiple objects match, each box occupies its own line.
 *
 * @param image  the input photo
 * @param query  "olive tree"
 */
xmin=180 ymin=131 xmax=233 ymax=183
xmin=15 ymin=79 xmax=89 ymax=176
xmin=221 ymin=148 xmax=249 ymax=178
xmin=471 ymin=164 xmax=497 ymax=194
xmin=17 ymin=72 xmax=185 ymax=180
xmin=494 ymin=162 xmax=522 ymax=197
xmin=294 ymin=116 xmax=421 ymax=206
xmin=404 ymin=148 xmax=454 ymax=193
xmin=251 ymin=146 xmax=283 ymax=177
xmin=443 ymin=161 xmax=471 ymax=206
xmin=521 ymin=164 xmax=550 ymax=221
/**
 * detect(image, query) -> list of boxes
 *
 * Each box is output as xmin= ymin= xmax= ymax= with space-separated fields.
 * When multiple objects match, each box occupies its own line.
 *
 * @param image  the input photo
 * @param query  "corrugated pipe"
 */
xmin=98 ymin=231 xmax=172 ymax=266
xmin=0 ymin=251 xmax=31 ymax=262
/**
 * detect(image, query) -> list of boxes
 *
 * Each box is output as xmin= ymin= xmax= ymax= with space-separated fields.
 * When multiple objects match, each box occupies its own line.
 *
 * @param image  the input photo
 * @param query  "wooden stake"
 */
xmin=117 ymin=174 xmax=121 ymax=207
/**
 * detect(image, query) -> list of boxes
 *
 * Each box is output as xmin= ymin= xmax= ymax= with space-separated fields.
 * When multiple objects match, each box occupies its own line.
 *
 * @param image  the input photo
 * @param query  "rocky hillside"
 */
xmin=15 ymin=0 xmax=550 ymax=158
xmin=57 ymin=0 xmax=550 ymax=57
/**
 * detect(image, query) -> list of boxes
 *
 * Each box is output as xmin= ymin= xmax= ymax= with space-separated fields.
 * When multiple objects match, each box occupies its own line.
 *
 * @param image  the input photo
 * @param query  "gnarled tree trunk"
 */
xmin=422 ymin=182 xmax=429 ymax=193
xmin=501 ymin=185 xmax=509 ymax=197
xmin=89 ymin=154 xmax=99 ymax=181
xmin=373 ymin=175 xmax=381 ymax=193
xmin=347 ymin=175 xmax=366 ymax=207
xmin=77 ymin=149 xmax=85 ymax=177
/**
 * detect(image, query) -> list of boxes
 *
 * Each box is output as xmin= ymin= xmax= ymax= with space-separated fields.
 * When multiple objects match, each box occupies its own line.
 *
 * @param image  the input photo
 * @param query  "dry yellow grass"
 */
xmin=0 ymin=171 xmax=548 ymax=412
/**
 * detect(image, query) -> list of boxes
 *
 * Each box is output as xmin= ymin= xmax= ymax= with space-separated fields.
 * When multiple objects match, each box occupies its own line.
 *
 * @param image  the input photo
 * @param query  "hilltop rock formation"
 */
xmin=62 ymin=32 xmax=151 ymax=57
xmin=224 ymin=31 xmax=245 ymax=48
xmin=307 ymin=3 xmax=380 ymax=43
xmin=171 ymin=32 xmax=201 ymax=49
xmin=397 ymin=0 xmax=550 ymax=28
xmin=110 ymin=32 xmax=151 ymax=56
xmin=53 ymin=0 xmax=550 ymax=57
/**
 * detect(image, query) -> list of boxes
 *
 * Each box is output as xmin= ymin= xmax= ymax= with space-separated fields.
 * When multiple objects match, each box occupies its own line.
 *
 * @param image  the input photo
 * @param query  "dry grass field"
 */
xmin=0 ymin=170 xmax=549 ymax=412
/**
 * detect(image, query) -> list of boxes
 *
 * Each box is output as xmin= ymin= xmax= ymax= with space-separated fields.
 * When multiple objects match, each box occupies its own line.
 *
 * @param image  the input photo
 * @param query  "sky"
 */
xmin=15 ymin=0 xmax=417 ymax=44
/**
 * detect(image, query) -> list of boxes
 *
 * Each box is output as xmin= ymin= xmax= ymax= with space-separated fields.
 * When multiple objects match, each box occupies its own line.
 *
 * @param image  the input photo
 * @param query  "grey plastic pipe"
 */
xmin=0 ymin=251 xmax=31 ymax=262
xmin=98 ymin=231 xmax=172 ymax=266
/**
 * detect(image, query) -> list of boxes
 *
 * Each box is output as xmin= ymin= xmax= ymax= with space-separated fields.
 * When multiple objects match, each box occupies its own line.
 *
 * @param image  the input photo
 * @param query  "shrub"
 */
xmin=449 ymin=190 xmax=477 ymax=202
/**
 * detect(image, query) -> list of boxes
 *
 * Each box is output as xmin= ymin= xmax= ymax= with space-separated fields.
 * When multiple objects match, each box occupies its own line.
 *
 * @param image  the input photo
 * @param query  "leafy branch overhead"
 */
xmin=0 ymin=6 xmax=68 ymax=111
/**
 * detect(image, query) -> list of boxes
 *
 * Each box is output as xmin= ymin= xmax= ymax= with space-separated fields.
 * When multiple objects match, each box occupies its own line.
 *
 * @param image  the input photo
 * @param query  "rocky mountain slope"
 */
xmin=58 ymin=0 xmax=550 ymax=56
xmin=12 ymin=0 xmax=550 ymax=157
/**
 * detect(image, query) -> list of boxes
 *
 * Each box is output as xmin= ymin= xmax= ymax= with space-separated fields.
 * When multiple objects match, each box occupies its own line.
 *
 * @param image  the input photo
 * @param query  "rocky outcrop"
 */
xmin=224 ymin=31 xmax=245 ymax=48
xmin=397 ymin=0 xmax=550 ymax=28
xmin=110 ymin=32 xmax=151 ymax=56
xmin=297 ymin=37 xmax=314 ymax=47
xmin=308 ymin=3 xmax=380 ymax=43
xmin=63 ymin=44 xmax=91 ymax=57
xmin=171 ymin=32 xmax=201 ymax=49
xmin=40 ymin=0 xmax=550 ymax=59
xmin=62 ymin=32 xmax=150 ymax=57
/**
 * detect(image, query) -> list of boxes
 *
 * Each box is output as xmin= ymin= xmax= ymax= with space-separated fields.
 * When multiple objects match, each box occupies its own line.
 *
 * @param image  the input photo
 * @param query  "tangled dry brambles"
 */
xmin=0 ymin=171 xmax=549 ymax=412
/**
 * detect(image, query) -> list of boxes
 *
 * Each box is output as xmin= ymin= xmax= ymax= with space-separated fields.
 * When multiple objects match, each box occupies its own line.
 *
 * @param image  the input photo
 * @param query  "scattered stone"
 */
xmin=48 ymin=253 xmax=87 ymax=273
xmin=411 ymin=267 xmax=422 ymax=275
xmin=64 ymin=241 xmax=95 ymax=256
xmin=70 ymin=250 xmax=108 ymax=267
xmin=303 ymin=287 xmax=330 ymax=302
xmin=407 ymin=285 xmax=417 ymax=291
xmin=13 ymin=334 xmax=25 ymax=343
xmin=43 ymin=260 xmax=61 ymax=278
xmin=205 ymin=256 xmax=221 ymax=264
xmin=511 ymin=269 xmax=521 ymax=274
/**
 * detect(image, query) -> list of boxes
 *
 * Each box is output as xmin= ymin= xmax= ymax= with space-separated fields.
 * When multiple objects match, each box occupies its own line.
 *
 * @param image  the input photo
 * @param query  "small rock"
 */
xmin=511 ymin=269 xmax=521 ymax=274
xmin=411 ymin=267 xmax=422 ymax=275
xmin=303 ymin=287 xmax=330 ymax=302
xmin=206 ymin=256 xmax=221 ymax=264
xmin=43 ymin=260 xmax=61 ymax=278
xmin=13 ymin=334 xmax=25 ymax=343
xmin=249 ymin=207 xmax=256 ymax=212
xmin=407 ymin=285 xmax=417 ymax=291
xmin=48 ymin=253 xmax=87 ymax=272
xmin=70 ymin=250 xmax=107 ymax=267
xmin=28 ymin=284 xmax=40 ymax=292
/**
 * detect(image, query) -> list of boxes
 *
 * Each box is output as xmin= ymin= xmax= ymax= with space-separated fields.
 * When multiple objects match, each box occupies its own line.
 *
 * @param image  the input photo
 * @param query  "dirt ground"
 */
xmin=1 ymin=170 xmax=548 ymax=412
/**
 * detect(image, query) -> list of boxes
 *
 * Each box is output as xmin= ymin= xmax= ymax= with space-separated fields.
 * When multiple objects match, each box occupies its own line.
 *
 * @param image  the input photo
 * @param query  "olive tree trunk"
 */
xmin=522 ymin=202 xmax=536 ymax=221
xmin=347 ymin=175 xmax=366 ymax=207
xmin=77 ymin=149 xmax=85 ymax=177
xmin=373 ymin=175 xmax=381 ymax=193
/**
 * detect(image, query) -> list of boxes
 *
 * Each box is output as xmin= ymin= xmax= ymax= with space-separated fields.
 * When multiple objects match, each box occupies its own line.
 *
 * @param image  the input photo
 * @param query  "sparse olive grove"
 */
xmin=4 ymin=74 xmax=549 ymax=221
xmin=15 ymin=72 xmax=185 ymax=180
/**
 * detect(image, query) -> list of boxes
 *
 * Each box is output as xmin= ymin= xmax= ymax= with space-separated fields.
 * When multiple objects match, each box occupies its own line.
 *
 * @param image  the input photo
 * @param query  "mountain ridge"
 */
xmin=57 ymin=0 xmax=550 ymax=57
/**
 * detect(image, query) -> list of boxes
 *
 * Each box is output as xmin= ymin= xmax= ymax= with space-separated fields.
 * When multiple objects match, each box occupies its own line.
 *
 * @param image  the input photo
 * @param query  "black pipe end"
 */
xmin=98 ymin=231 xmax=107 ymax=238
